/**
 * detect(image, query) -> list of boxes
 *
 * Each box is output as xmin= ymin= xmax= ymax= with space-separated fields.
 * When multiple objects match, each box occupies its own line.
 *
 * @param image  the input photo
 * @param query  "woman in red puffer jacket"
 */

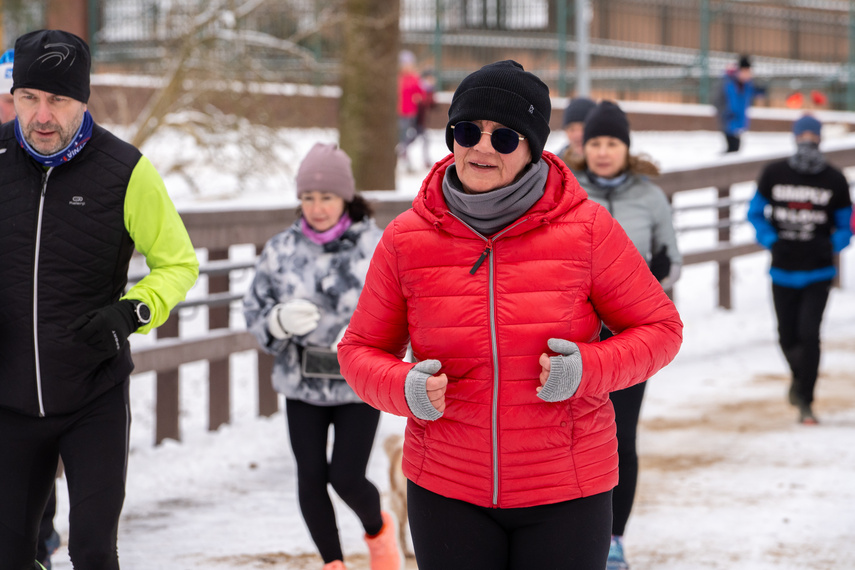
xmin=338 ymin=60 xmax=682 ymax=570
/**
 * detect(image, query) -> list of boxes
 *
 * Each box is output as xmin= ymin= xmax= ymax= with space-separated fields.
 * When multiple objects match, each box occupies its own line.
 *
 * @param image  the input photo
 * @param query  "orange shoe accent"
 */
xmin=364 ymin=511 xmax=402 ymax=570
xmin=323 ymin=561 xmax=346 ymax=570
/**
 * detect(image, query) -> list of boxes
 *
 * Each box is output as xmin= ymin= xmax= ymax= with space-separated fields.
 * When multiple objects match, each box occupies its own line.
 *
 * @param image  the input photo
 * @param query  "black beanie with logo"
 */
xmin=12 ymin=29 xmax=91 ymax=104
xmin=446 ymin=60 xmax=552 ymax=163
xmin=583 ymin=100 xmax=630 ymax=147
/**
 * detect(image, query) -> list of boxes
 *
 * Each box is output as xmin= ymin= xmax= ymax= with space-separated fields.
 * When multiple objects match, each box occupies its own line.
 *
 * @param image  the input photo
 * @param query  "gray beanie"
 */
xmin=295 ymin=143 xmax=356 ymax=201
xmin=446 ymin=60 xmax=552 ymax=163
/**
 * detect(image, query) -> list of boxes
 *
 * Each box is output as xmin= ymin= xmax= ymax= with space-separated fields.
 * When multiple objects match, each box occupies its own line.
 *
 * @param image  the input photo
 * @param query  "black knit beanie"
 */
xmin=12 ymin=29 xmax=91 ymax=104
xmin=583 ymin=100 xmax=630 ymax=147
xmin=446 ymin=60 xmax=551 ymax=163
xmin=562 ymin=97 xmax=596 ymax=127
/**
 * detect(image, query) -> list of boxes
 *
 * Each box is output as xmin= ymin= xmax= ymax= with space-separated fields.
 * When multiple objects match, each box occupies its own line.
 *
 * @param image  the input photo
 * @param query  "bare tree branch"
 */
xmin=126 ymin=0 xmax=347 ymax=196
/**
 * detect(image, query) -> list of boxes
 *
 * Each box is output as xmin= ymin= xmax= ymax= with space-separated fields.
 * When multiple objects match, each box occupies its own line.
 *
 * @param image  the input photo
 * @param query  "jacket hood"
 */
xmin=412 ymin=151 xmax=588 ymax=237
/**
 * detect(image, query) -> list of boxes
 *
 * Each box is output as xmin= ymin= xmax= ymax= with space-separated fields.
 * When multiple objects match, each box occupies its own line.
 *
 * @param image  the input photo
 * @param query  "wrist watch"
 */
xmin=132 ymin=300 xmax=152 ymax=327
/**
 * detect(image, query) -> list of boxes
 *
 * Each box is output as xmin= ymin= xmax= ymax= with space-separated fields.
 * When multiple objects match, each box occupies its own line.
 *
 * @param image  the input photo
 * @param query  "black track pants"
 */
xmin=772 ymin=280 xmax=831 ymax=406
xmin=0 ymin=381 xmax=130 ymax=570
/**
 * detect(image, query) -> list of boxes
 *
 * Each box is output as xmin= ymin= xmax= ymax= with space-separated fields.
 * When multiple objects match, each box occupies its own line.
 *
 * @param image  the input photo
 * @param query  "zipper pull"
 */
xmin=470 ymin=244 xmax=491 ymax=275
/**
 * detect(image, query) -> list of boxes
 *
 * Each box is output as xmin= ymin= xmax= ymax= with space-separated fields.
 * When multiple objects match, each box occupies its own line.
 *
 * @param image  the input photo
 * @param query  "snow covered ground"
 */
xmin=45 ymin=123 xmax=855 ymax=569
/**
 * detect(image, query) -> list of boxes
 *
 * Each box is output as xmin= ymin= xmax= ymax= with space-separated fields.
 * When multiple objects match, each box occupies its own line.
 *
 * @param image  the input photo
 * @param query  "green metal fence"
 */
xmin=5 ymin=0 xmax=855 ymax=110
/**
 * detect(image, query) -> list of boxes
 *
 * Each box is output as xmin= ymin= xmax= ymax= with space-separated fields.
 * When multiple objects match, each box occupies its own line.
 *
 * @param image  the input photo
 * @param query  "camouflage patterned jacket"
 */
xmin=243 ymin=217 xmax=383 ymax=405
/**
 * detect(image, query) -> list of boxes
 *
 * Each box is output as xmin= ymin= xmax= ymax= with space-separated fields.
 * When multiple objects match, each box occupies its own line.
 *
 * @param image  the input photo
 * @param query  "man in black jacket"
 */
xmin=0 ymin=30 xmax=199 ymax=569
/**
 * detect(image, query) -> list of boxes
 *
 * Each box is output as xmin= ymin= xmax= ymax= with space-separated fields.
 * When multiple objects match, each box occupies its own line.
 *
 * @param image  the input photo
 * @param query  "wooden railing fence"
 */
xmin=132 ymin=145 xmax=855 ymax=445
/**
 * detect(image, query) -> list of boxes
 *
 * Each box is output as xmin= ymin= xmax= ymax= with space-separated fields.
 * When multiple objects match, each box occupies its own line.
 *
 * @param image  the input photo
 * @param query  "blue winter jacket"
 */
xmin=718 ymin=72 xmax=760 ymax=136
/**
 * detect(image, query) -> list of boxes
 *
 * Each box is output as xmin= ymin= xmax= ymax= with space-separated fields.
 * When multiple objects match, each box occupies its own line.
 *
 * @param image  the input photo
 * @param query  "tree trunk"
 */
xmin=46 ymin=0 xmax=89 ymax=43
xmin=339 ymin=0 xmax=399 ymax=192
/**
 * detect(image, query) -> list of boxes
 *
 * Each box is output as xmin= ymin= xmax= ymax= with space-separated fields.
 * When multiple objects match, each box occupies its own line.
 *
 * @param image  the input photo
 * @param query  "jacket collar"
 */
xmin=413 ymin=151 xmax=588 ymax=238
xmin=576 ymin=170 xmax=639 ymax=197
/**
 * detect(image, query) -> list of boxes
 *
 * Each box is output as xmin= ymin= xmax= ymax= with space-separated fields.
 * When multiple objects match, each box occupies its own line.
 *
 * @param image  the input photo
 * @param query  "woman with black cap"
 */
xmin=569 ymin=100 xmax=682 ymax=570
xmin=338 ymin=61 xmax=683 ymax=570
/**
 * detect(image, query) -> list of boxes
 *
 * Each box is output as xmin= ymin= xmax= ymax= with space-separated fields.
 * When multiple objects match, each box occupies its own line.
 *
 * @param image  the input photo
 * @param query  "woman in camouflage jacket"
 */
xmin=243 ymin=143 xmax=399 ymax=570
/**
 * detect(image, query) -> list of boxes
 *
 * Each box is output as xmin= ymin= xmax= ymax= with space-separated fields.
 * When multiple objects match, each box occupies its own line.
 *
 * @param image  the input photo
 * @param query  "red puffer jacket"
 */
xmin=339 ymin=152 xmax=682 ymax=509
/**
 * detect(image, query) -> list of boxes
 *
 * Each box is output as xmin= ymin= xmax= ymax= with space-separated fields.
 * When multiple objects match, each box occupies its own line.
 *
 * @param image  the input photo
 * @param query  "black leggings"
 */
xmin=286 ymin=399 xmax=383 ymax=563
xmin=609 ymin=381 xmax=646 ymax=536
xmin=0 ymin=381 xmax=130 ymax=570
xmin=772 ymin=280 xmax=831 ymax=406
xmin=407 ymin=481 xmax=612 ymax=570
xmin=601 ymin=325 xmax=647 ymax=536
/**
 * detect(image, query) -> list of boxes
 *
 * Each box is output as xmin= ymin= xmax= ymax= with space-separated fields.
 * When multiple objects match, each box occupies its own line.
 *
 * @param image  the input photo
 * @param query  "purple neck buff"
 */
xmin=301 ymin=214 xmax=353 ymax=245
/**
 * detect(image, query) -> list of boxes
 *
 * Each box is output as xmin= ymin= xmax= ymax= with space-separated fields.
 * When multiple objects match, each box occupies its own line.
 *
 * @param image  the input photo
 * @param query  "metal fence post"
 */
xmin=848 ymin=1 xmax=855 ymax=111
xmin=699 ymin=0 xmax=711 ymax=104
xmin=433 ymin=0 xmax=444 ymax=90
xmin=557 ymin=0 xmax=568 ymax=97
xmin=575 ymin=0 xmax=591 ymax=96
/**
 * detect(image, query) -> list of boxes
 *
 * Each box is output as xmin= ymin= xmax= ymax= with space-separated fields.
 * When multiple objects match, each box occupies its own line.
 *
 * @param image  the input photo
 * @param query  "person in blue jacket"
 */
xmin=716 ymin=55 xmax=763 ymax=153
xmin=747 ymin=114 xmax=852 ymax=424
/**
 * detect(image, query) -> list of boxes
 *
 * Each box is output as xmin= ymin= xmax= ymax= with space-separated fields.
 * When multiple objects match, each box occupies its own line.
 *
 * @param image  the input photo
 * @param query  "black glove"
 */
xmin=69 ymin=300 xmax=138 ymax=359
xmin=649 ymin=245 xmax=672 ymax=281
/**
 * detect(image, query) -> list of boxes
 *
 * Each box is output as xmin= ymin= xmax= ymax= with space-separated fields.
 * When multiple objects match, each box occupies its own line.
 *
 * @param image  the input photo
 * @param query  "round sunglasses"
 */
xmin=451 ymin=121 xmax=525 ymax=154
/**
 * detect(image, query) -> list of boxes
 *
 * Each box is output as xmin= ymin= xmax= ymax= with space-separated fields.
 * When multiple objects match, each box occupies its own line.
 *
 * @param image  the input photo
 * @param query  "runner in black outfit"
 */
xmin=0 ymin=30 xmax=198 ymax=569
xmin=748 ymin=114 xmax=852 ymax=424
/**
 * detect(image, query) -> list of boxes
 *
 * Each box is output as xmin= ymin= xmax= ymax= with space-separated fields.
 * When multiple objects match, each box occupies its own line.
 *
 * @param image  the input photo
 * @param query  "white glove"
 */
xmin=267 ymin=299 xmax=321 ymax=340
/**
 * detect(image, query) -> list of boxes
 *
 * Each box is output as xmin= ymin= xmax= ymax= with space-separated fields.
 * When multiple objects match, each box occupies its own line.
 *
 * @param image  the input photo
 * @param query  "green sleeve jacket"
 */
xmin=0 ymin=121 xmax=199 ymax=416
xmin=121 ymin=155 xmax=199 ymax=334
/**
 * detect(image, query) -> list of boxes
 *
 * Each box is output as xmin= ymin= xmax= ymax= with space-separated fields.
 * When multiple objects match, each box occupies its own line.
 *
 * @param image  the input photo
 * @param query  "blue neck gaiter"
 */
xmin=14 ymin=110 xmax=94 ymax=167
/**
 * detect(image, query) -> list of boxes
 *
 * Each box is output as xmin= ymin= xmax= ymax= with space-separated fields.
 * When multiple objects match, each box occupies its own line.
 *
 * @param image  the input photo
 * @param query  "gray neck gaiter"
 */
xmin=788 ymin=141 xmax=826 ymax=175
xmin=442 ymin=160 xmax=549 ymax=236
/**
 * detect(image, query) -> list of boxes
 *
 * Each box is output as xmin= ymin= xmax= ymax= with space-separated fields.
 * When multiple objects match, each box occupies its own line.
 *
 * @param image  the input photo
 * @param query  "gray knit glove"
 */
xmin=405 ymin=359 xmax=443 ymax=421
xmin=537 ymin=339 xmax=583 ymax=402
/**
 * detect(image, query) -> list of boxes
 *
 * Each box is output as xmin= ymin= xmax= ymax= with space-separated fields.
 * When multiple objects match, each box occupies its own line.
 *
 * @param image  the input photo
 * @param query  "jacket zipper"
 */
xmin=33 ymin=168 xmax=53 ymax=417
xmin=448 ymin=213 xmax=530 ymax=506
